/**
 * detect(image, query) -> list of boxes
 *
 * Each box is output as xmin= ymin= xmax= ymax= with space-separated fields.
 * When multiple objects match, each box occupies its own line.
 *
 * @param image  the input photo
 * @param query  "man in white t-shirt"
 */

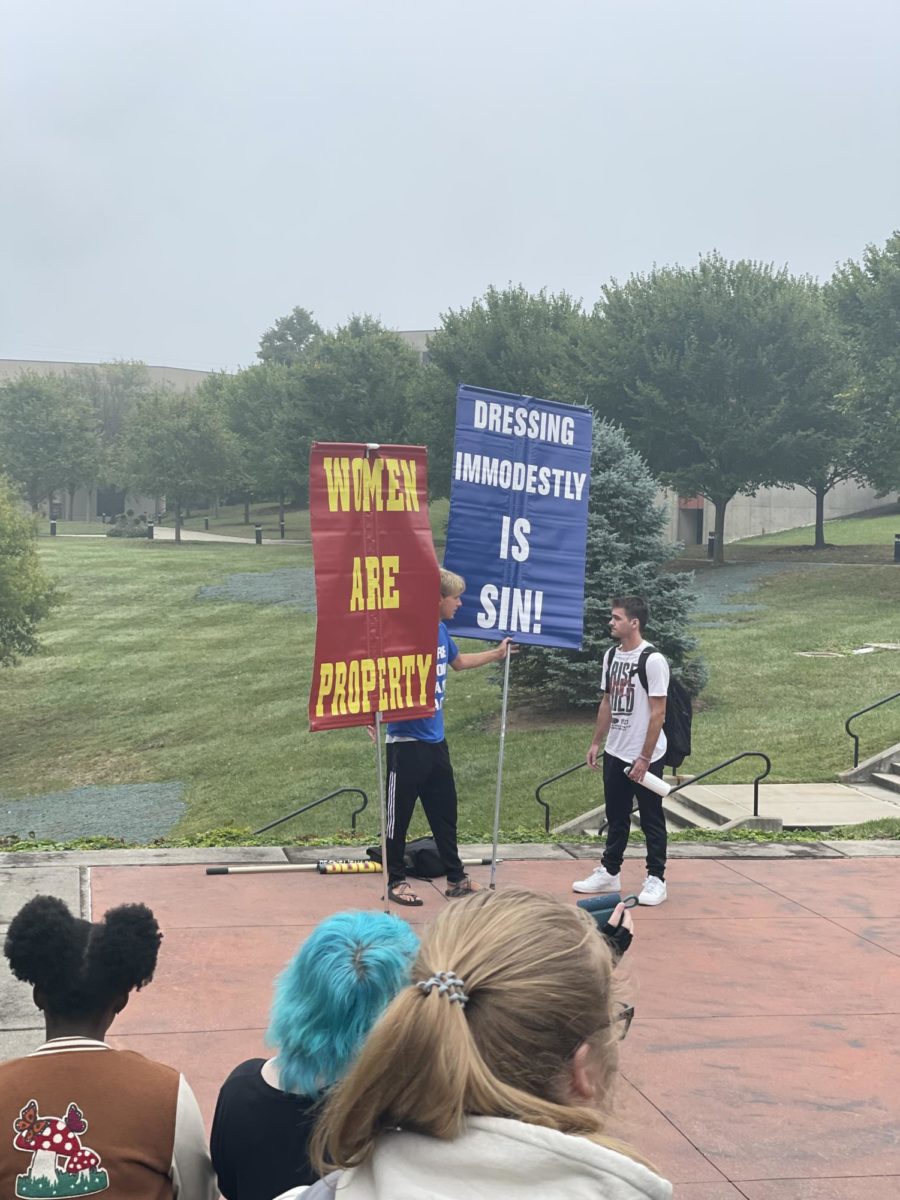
xmin=573 ymin=595 xmax=669 ymax=906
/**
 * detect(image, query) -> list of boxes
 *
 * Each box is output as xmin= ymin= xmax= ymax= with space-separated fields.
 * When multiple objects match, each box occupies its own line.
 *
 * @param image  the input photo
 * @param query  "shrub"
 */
xmin=0 ymin=476 xmax=59 ymax=665
xmin=106 ymin=513 xmax=148 ymax=539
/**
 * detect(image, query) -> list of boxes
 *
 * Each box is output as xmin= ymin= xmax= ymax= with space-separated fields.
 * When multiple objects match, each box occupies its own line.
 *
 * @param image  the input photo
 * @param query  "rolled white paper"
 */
xmin=623 ymin=763 xmax=672 ymax=797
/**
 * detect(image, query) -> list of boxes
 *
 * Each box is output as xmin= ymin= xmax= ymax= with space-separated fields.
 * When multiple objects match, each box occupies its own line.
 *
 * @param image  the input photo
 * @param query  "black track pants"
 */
xmin=385 ymin=739 xmax=465 ymax=885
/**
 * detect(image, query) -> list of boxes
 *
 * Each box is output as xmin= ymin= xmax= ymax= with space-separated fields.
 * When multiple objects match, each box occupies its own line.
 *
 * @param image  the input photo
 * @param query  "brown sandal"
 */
xmin=444 ymin=875 xmax=481 ymax=898
xmin=388 ymin=881 xmax=424 ymax=908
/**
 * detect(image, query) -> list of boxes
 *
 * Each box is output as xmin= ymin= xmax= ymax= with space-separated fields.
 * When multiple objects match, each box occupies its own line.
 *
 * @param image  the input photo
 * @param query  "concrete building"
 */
xmin=0 ymin=359 xmax=211 ymax=393
xmin=661 ymin=479 xmax=884 ymax=547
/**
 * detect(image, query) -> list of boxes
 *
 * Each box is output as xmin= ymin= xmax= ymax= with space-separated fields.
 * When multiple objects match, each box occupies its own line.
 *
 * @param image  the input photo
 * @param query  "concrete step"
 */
xmin=577 ymin=794 xmax=725 ymax=836
xmin=889 ymin=761 xmax=900 ymax=776
xmin=670 ymin=786 xmax=734 ymax=827
xmin=871 ymin=772 xmax=900 ymax=796
xmin=661 ymin=794 xmax=723 ymax=831
xmin=582 ymin=817 xmax=684 ymax=837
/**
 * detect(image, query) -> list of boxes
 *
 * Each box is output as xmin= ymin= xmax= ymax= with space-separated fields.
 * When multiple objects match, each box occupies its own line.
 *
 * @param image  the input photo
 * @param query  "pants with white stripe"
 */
xmin=385 ymin=739 xmax=466 ymax=886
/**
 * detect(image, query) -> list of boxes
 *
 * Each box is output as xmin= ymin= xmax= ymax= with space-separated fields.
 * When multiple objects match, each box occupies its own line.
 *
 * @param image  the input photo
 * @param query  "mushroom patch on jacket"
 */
xmin=11 ymin=1099 xmax=108 ymax=1197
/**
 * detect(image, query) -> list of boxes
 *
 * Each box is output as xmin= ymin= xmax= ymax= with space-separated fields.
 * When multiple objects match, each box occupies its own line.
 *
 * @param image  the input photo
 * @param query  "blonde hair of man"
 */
xmin=440 ymin=568 xmax=465 ymax=599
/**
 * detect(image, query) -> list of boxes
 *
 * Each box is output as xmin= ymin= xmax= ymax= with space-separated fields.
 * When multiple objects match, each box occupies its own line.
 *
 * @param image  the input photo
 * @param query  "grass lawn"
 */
xmin=687 ymin=564 xmax=899 ymax=782
xmin=5 ymin=537 xmax=599 ymax=842
xmin=747 ymin=507 xmax=900 ymax=547
xmin=3 ymin=521 xmax=898 ymax=844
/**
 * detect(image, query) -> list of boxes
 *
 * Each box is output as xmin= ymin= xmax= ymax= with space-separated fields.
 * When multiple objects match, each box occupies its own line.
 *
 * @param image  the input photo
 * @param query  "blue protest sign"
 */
xmin=443 ymin=384 xmax=592 ymax=649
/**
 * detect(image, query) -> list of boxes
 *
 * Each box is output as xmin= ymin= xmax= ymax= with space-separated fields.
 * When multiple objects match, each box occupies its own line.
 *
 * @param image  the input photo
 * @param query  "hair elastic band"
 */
xmin=416 ymin=971 xmax=468 ymax=1007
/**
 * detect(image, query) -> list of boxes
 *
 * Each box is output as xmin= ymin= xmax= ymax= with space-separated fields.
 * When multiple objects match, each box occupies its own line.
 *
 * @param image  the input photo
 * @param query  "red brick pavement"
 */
xmin=91 ymin=855 xmax=900 ymax=1199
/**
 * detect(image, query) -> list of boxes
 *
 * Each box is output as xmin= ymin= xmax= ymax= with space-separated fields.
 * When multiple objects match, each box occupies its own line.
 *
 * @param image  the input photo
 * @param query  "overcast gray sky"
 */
xmin=3 ymin=0 xmax=898 ymax=371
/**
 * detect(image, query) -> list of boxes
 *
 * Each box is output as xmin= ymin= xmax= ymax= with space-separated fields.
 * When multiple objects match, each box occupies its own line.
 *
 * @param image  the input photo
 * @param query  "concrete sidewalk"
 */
xmin=3 ymin=843 xmax=900 ymax=1198
xmin=57 ymin=527 xmax=308 ymax=545
xmin=673 ymin=781 xmax=900 ymax=830
xmin=148 ymin=526 xmax=307 ymax=546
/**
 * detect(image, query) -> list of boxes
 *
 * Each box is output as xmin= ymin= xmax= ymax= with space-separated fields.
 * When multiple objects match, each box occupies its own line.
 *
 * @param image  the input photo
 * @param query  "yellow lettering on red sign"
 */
xmin=349 ymin=556 xmax=400 ymax=611
xmin=314 ymin=654 xmax=432 ymax=718
xmin=322 ymin=456 xmax=420 ymax=513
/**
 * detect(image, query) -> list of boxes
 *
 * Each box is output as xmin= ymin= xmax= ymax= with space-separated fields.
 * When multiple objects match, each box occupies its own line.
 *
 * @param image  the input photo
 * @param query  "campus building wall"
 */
xmin=0 ymin=359 xmax=212 ymax=392
xmin=660 ymin=477 xmax=885 ymax=546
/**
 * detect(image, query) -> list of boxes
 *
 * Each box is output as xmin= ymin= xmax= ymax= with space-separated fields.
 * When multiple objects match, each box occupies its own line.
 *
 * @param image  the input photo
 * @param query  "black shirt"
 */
xmin=210 ymin=1058 xmax=320 ymax=1200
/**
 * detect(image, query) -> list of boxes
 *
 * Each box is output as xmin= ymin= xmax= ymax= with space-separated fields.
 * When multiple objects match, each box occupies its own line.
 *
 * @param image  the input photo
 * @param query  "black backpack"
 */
xmin=366 ymin=836 xmax=446 ymax=879
xmin=603 ymin=643 xmax=693 ymax=769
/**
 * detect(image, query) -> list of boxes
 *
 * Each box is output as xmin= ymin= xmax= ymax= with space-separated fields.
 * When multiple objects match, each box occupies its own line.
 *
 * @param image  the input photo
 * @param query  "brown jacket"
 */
xmin=0 ymin=1038 xmax=216 ymax=1199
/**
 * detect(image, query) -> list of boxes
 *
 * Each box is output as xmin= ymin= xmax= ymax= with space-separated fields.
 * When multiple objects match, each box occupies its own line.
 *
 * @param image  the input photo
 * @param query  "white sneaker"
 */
xmin=638 ymin=876 xmax=667 ymax=906
xmin=572 ymin=866 xmax=621 ymax=894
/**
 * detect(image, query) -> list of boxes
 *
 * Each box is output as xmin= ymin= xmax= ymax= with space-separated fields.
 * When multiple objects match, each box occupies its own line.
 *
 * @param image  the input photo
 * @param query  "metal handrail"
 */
xmin=845 ymin=692 xmax=900 ymax=768
xmin=534 ymin=751 xmax=773 ymax=830
xmin=253 ymin=788 xmax=369 ymax=836
xmin=669 ymin=752 xmax=772 ymax=817
xmin=535 ymin=762 xmax=586 ymax=833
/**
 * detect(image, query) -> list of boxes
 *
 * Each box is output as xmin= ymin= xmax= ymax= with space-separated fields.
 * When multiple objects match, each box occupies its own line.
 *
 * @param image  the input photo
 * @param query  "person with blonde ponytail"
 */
xmin=299 ymin=888 xmax=671 ymax=1200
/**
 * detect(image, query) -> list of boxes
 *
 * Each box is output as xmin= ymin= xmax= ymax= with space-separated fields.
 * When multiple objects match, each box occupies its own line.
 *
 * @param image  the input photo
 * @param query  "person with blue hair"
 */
xmin=210 ymin=910 xmax=419 ymax=1200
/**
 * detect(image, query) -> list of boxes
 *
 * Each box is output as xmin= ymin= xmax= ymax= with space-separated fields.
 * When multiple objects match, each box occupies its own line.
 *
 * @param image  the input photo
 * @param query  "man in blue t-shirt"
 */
xmin=383 ymin=568 xmax=515 ymax=907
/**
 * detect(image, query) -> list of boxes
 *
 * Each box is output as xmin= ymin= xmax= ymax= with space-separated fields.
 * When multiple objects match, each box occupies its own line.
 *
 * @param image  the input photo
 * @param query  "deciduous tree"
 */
xmin=257 ymin=306 xmax=322 ymax=366
xmin=828 ymin=232 xmax=900 ymax=496
xmin=420 ymin=286 xmax=587 ymax=495
xmin=583 ymin=254 xmax=832 ymax=563
xmin=118 ymin=391 xmax=239 ymax=543
xmin=283 ymin=316 xmax=425 ymax=480
xmin=214 ymin=363 xmax=307 ymax=521
xmin=0 ymin=373 xmax=101 ymax=512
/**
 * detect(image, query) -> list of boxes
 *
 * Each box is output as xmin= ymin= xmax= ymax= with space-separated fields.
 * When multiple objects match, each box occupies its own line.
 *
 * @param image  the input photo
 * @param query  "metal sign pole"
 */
xmin=489 ymin=650 xmax=512 ymax=889
xmin=374 ymin=711 xmax=389 ymax=912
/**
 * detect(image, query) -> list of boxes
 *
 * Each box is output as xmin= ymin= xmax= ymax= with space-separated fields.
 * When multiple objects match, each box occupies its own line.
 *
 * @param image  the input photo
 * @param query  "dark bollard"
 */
xmin=50 ymin=520 xmax=57 ymax=537
xmin=101 ymin=512 xmax=107 ymax=525
xmin=204 ymin=517 xmax=209 ymax=531
xmin=255 ymin=524 xmax=263 ymax=545
xmin=706 ymin=532 xmax=716 ymax=559
xmin=894 ymin=533 xmax=900 ymax=563
xmin=147 ymin=521 xmax=154 ymax=540
xmin=279 ymin=520 xmax=285 ymax=539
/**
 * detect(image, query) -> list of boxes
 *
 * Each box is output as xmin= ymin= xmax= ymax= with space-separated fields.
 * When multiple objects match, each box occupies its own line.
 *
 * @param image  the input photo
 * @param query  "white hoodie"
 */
xmin=294 ymin=1115 xmax=672 ymax=1200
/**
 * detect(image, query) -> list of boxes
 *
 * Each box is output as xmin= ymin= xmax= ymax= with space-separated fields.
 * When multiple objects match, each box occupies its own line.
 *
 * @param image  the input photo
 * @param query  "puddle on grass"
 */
xmin=691 ymin=563 xmax=898 ymax=634
xmin=1 ymin=783 xmax=186 ymax=842
xmin=196 ymin=568 xmax=316 ymax=611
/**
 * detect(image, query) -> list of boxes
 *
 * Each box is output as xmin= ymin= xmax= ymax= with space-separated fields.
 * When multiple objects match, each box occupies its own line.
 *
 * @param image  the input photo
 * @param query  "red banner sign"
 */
xmin=308 ymin=443 xmax=440 ymax=731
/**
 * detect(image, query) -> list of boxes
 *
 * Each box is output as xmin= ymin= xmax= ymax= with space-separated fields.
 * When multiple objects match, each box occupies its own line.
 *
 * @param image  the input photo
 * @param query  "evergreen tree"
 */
xmin=510 ymin=420 xmax=705 ymax=710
